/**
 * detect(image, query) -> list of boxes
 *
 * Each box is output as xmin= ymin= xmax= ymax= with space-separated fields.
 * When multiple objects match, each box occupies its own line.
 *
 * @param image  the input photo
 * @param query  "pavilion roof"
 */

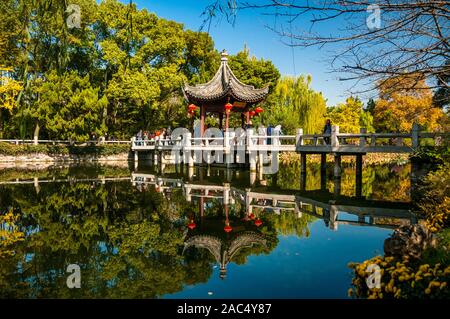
xmin=182 ymin=51 xmax=269 ymax=104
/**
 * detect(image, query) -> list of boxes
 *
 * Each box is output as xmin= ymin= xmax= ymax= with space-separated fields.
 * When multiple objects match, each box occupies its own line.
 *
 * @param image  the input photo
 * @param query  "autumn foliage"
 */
xmin=374 ymin=75 xmax=447 ymax=133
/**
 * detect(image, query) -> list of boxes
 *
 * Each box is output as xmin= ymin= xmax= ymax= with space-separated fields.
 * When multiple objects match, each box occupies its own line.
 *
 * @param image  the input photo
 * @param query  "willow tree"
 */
xmin=263 ymin=76 xmax=327 ymax=134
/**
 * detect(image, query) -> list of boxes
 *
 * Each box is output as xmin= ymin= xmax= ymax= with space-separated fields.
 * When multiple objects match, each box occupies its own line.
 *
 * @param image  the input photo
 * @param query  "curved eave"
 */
xmin=182 ymin=61 xmax=270 ymax=104
xmin=183 ymin=83 xmax=269 ymax=104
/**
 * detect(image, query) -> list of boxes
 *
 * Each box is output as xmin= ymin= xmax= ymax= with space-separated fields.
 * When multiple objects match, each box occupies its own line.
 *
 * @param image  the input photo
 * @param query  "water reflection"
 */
xmin=0 ymin=163 xmax=417 ymax=298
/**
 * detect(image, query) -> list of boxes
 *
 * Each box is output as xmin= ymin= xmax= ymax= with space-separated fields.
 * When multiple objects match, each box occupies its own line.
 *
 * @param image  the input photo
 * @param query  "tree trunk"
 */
xmin=0 ymin=109 xmax=3 ymax=139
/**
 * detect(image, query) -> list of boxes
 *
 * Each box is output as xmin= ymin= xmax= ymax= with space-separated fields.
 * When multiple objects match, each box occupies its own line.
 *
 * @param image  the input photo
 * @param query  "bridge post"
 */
xmin=247 ymin=129 xmax=257 ymax=172
xmin=226 ymin=169 xmax=232 ymax=182
xmin=300 ymin=153 xmax=307 ymax=174
xmin=358 ymin=215 xmax=365 ymax=224
xmin=320 ymin=153 xmax=327 ymax=190
xmin=223 ymin=183 xmax=230 ymax=205
xmin=183 ymin=132 xmax=194 ymax=167
xmin=294 ymin=202 xmax=302 ymax=218
xmin=329 ymin=205 xmax=338 ymax=231
xmin=300 ymin=153 xmax=307 ymax=191
xmin=355 ymin=154 xmax=363 ymax=198
xmin=331 ymin=125 xmax=339 ymax=148
xmin=296 ymin=128 xmax=303 ymax=148
xmin=188 ymin=166 xmax=194 ymax=181
xmin=333 ymin=176 xmax=341 ymax=197
xmin=359 ymin=127 xmax=367 ymax=146
xmin=134 ymin=151 xmax=139 ymax=169
xmin=34 ymin=177 xmax=40 ymax=194
xmin=333 ymin=154 xmax=341 ymax=178
xmin=153 ymin=151 xmax=158 ymax=166
xmin=333 ymin=155 xmax=342 ymax=197
xmin=245 ymin=188 xmax=253 ymax=215
xmin=250 ymin=171 xmax=257 ymax=185
xmin=226 ymin=130 xmax=235 ymax=167
xmin=412 ymin=123 xmax=420 ymax=149
xmin=185 ymin=184 xmax=192 ymax=202
xmin=258 ymin=131 xmax=264 ymax=171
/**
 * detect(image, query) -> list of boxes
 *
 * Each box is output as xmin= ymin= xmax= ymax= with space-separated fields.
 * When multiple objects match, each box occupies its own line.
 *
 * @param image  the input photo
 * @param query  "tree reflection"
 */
xmin=0 ymin=176 xmax=312 ymax=298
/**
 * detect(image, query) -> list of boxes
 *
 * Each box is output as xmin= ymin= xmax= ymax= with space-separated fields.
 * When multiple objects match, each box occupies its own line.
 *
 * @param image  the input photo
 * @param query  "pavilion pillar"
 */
xmin=225 ymin=110 xmax=230 ymax=131
xmin=200 ymin=104 xmax=206 ymax=136
xmin=246 ymin=110 xmax=250 ymax=124
xmin=219 ymin=112 xmax=224 ymax=130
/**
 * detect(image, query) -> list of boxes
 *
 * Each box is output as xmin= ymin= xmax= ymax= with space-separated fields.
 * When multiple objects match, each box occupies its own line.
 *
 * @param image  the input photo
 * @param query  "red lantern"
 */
xmin=255 ymin=106 xmax=263 ymax=114
xmin=224 ymin=225 xmax=233 ymax=233
xmin=188 ymin=221 xmax=196 ymax=230
xmin=249 ymin=213 xmax=255 ymax=220
xmin=225 ymin=102 xmax=233 ymax=114
xmin=249 ymin=110 xmax=256 ymax=117
xmin=254 ymin=219 xmax=263 ymax=227
xmin=188 ymin=104 xmax=197 ymax=112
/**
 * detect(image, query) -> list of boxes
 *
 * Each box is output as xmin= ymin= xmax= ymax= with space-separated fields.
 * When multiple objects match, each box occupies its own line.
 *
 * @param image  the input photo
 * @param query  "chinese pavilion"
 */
xmin=182 ymin=50 xmax=269 ymax=135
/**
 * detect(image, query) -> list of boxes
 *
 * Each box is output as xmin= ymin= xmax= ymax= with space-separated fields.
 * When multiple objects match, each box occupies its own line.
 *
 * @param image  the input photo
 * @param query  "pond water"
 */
xmin=0 ymin=161 xmax=416 ymax=298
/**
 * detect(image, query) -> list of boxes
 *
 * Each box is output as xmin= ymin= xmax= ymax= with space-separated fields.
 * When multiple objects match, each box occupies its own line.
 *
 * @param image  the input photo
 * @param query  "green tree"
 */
xmin=327 ymin=97 xmax=374 ymax=133
xmin=32 ymin=71 xmax=107 ymax=142
xmin=228 ymin=46 xmax=280 ymax=91
xmin=366 ymin=98 xmax=376 ymax=115
xmin=1 ymin=0 xmax=281 ymax=139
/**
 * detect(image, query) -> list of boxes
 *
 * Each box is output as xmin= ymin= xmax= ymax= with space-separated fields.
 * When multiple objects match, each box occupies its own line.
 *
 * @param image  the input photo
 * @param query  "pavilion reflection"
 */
xmin=131 ymin=166 xmax=417 ymax=279
xmin=132 ymin=166 xmax=417 ymax=233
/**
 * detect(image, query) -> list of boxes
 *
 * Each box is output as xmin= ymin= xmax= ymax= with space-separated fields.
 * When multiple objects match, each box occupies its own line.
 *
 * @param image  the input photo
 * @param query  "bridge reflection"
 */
xmin=131 ymin=169 xmax=417 ymax=232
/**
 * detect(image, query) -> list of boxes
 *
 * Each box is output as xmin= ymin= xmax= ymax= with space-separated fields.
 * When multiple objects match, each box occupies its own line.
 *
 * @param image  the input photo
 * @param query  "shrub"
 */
xmin=410 ymin=145 xmax=450 ymax=164
xmin=348 ymin=256 xmax=450 ymax=299
xmin=417 ymin=163 xmax=450 ymax=232
xmin=0 ymin=143 xmax=47 ymax=156
xmin=0 ymin=142 xmax=130 ymax=157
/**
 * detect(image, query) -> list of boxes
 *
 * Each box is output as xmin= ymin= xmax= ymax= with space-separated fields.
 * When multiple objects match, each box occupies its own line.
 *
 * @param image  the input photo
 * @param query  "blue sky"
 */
xmin=131 ymin=0 xmax=361 ymax=106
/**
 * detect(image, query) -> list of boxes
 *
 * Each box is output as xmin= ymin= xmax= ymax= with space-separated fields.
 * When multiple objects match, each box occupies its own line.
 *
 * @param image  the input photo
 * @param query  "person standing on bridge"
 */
xmin=323 ymin=119 xmax=332 ymax=145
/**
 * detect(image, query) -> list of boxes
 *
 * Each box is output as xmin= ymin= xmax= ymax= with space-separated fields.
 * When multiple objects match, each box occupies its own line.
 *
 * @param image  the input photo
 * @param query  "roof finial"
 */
xmin=221 ymin=50 xmax=228 ymax=62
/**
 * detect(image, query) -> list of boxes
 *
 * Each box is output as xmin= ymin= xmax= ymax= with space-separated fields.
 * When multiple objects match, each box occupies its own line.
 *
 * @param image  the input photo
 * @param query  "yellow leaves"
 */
xmin=0 ymin=69 xmax=22 ymax=111
xmin=347 ymin=288 xmax=354 ymax=297
xmin=349 ymin=255 xmax=450 ymax=299
xmin=0 ymin=209 xmax=25 ymax=258
xmin=374 ymin=74 xmax=446 ymax=132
